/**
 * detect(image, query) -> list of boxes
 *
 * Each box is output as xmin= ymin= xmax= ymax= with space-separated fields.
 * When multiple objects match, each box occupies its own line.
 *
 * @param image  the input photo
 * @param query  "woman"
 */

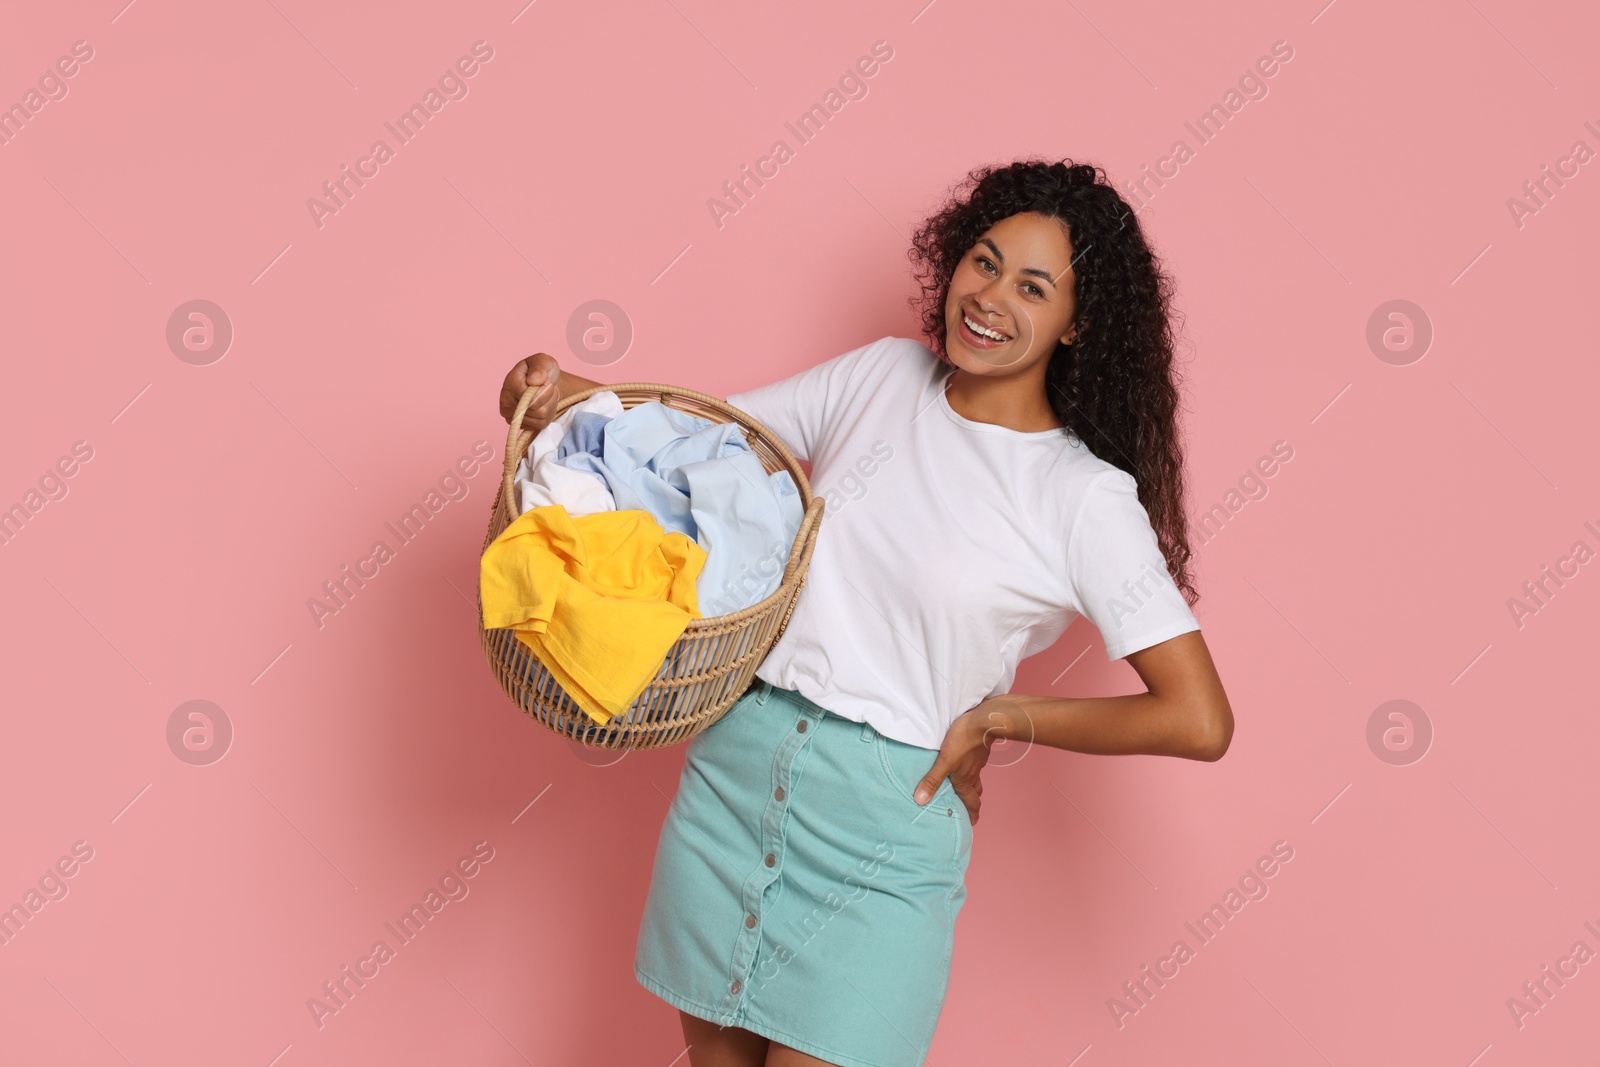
xmin=498 ymin=159 xmax=1233 ymax=1067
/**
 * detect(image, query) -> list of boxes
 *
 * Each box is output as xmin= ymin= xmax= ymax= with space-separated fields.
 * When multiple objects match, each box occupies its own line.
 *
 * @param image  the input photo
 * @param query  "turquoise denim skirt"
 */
xmin=634 ymin=679 xmax=972 ymax=1067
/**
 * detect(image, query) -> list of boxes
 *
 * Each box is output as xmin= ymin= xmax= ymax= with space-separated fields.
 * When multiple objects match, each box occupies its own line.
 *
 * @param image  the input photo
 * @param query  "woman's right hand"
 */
xmin=499 ymin=352 xmax=562 ymax=436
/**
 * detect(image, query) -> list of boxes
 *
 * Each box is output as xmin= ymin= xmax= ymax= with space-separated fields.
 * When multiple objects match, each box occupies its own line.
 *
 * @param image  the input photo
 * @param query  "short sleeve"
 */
xmin=724 ymin=339 xmax=883 ymax=463
xmin=1066 ymin=469 xmax=1201 ymax=660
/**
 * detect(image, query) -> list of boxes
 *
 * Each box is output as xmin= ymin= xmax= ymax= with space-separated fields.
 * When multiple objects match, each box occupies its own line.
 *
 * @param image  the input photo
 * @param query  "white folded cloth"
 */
xmin=513 ymin=391 xmax=626 ymax=517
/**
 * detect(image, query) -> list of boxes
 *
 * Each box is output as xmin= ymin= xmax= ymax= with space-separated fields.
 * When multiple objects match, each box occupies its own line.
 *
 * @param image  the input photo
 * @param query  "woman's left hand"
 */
xmin=913 ymin=697 xmax=1016 ymax=825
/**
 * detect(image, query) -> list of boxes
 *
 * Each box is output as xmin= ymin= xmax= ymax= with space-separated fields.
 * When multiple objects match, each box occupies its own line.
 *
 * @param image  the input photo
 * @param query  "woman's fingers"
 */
xmin=524 ymin=351 xmax=560 ymax=390
xmin=915 ymin=742 xmax=983 ymax=822
xmin=952 ymin=782 xmax=981 ymax=825
xmin=499 ymin=358 xmax=532 ymax=423
xmin=520 ymin=354 xmax=561 ymax=431
xmin=913 ymin=754 xmax=952 ymax=805
xmin=520 ymin=379 xmax=559 ymax=433
xmin=500 ymin=354 xmax=562 ymax=431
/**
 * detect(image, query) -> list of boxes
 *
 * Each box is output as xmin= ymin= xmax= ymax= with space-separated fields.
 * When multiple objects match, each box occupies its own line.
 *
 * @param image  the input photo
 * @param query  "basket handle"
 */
xmin=501 ymin=377 xmax=560 ymax=522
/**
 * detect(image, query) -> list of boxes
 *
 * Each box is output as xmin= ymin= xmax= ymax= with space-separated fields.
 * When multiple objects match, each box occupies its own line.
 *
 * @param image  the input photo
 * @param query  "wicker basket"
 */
xmin=477 ymin=381 xmax=825 ymax=750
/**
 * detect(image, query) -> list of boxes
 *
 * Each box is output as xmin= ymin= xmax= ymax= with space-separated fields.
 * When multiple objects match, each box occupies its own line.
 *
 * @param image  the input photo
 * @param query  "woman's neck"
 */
xmin=944 ymin=365 xmax=1064 ymax=433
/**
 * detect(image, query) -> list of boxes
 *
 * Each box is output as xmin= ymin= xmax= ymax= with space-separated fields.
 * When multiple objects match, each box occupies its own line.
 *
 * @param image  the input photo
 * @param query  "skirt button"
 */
xmin=764 ymin=853 xmax=776 ymax=867
xmin=774 ymin=787 xmax=785 ymax=802
xmin=796 ymin=720 xmax=808 ymax=733
xmin=731 ymin=979 xmax=742 ymax=994
xmin=745 ymin=914 xmax=757 ymax=928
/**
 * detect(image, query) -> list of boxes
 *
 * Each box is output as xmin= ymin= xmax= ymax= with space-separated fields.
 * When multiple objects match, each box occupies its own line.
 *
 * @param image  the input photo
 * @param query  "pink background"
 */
xmin=3 ymin=0 xmax=1597 ymax=1063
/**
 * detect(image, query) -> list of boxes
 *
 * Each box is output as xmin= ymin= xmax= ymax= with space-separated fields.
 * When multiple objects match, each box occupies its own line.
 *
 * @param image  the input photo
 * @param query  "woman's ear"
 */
xmin=1068 ymin=312 xmax=1089 ymax=345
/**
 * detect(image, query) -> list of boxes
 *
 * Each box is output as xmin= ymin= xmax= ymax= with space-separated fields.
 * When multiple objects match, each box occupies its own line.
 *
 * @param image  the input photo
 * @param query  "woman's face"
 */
xmin=942 ymin=210 xmax=1078 ymax=375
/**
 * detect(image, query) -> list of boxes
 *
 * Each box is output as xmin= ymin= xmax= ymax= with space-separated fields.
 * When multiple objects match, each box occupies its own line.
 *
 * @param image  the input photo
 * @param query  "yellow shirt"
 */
xmin=480 ymin=505 xmax=706 ymax=726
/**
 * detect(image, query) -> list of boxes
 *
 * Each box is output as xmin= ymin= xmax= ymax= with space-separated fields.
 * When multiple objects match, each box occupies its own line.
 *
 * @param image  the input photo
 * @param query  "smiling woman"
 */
xmin=499 ymin=157 xmax=1232 ymax=1067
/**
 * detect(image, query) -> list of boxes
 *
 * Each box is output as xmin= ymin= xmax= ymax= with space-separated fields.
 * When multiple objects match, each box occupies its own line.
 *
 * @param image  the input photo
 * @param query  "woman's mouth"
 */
xmin=958 ymin=312 xmax=1011 ymax=349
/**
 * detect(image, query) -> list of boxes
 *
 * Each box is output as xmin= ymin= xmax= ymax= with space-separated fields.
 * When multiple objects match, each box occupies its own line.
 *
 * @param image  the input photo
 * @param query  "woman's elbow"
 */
xmin=1191 ymin=699 xmax=1234 ymax=762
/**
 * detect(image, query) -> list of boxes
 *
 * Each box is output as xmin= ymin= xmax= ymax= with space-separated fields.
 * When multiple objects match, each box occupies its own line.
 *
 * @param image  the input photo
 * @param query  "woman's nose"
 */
xmin=974 ymin=277 xmax=1006 ymax=310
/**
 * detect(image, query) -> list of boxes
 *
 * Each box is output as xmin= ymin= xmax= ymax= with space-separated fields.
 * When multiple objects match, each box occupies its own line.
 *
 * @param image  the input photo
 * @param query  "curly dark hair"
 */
xmin=907 ymin=158 xmax=1197 ymax=606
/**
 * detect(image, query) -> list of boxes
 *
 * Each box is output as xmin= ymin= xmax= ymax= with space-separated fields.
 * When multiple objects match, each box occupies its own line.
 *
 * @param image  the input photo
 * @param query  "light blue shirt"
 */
xmin=557 ymin=401 xmax=802 ymax=616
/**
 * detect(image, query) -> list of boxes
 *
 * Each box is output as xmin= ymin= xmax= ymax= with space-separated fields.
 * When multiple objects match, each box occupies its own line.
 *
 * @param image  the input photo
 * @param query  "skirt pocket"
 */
xmin=872 ymin=730 xmax=966 ymax=869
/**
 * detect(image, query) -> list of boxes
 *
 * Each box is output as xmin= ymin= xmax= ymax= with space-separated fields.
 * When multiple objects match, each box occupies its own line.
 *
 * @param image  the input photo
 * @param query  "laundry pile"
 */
xmin=481 ymin=393 xmax=802 ymax=727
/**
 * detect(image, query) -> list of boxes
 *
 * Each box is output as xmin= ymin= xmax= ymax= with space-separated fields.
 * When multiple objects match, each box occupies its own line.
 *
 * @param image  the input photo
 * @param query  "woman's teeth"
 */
xmin=963 ymin=314 xmax=1009 ymax=342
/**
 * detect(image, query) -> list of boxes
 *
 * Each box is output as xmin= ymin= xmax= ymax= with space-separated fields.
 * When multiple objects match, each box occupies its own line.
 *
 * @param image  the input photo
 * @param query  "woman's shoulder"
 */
xmin=785 ymin=335 xmax=937 ymax=397
xmin=1053 ymin=434 xmax=1126 ymax=478
xmin=1038 ymin=438 xmax=1140 ymax=517
xmin=827 ymin=334 xmax=936 ymax=364
xmin=868 ymin=334 xmax=939 ymax=365
xmin=834 ymin=335 xmax=940 ymax=387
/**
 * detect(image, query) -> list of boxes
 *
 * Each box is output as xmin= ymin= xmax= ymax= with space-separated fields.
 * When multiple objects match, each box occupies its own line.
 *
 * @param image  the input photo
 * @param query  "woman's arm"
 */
xmin=912 ymin=631 xmax=1233 ymax=819
xmin=987 ymin=631 xmax=1232 ymax=760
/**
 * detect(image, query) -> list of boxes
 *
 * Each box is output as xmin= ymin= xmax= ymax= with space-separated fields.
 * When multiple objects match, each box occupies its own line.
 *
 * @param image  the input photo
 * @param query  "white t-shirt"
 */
xmin=726 ymin=336 xmax=1201 ymax=750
